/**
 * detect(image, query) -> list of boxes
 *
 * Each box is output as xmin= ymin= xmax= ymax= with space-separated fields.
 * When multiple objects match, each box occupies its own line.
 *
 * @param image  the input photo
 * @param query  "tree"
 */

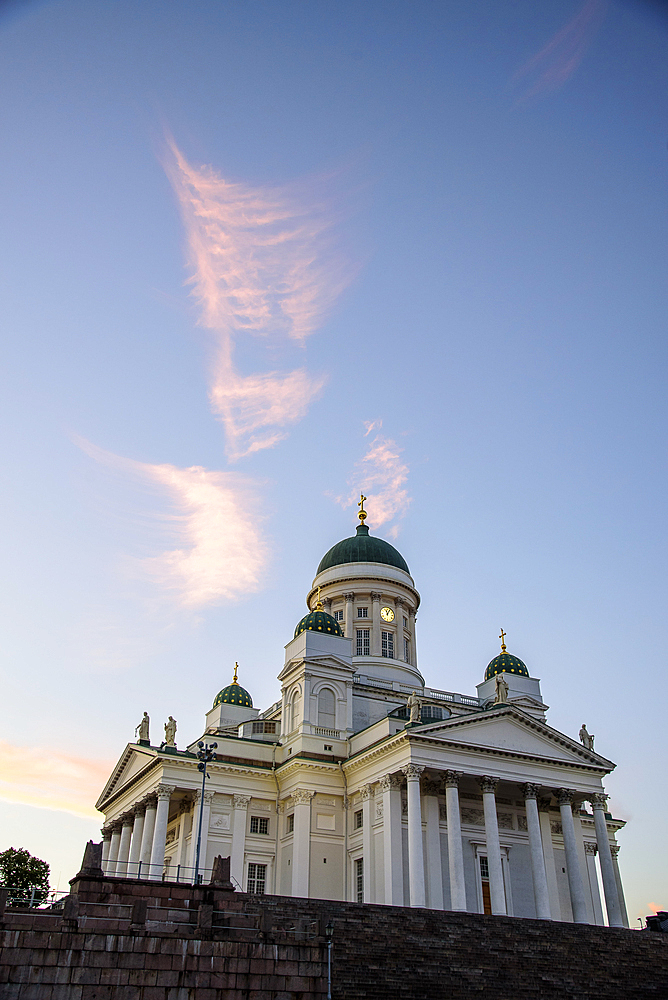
xmin=0 ymin=847 xmax=50 ymax=905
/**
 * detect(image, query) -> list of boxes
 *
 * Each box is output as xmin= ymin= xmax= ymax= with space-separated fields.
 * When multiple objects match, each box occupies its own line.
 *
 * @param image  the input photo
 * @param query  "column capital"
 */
xmin=109 ymin=819 xmax=123 ymax=834
xmin=443 ymin=770 xmax=462 ymax=788
xmin=360 ymin=783 xmax=375 ymax=801
xmin=344 ymin=592 xmax=355 ymax=602
xmin=395 ymin=597 xmax=405 ymax=610
xmin=370 ymin=591 xmax=382 ymax=602
xmin=203 ymin=790 xmax=216 ymax=805
xmin=402 ymin=763 xmax=424 ymax=781
xmin=478 ymin=775 xmax=499 ymax=794
xmin=143 ymin=792 xmax=158 ymax=808
xmin=379 ymin=773 xmax=403 ymax=792
xmin=233 ymin=793 xmax=252 ymax=810
xmin=155 ymin=783 xmax=175 ymax=800
xmin=555 ymin=788 xmax=575 ymax=807
xmin=522 ymin=782 xmax=542 ymax=800
xmin=120 ymin=811 xmax=134 ymax=826
xmin=101 ymin=827 xmax=113 ymax=840
xmin=588 ymin=793 xmax=608 ymax=810
xmin=584 ymin=842 xmax=598 ymax=856
xmin=178 ymin=798 xmax=192 ymax=815
xmin=131 ymin=801 xmax=146 ymax=817
xmin=292 ymin=789 xmax=315 ymax=805
xmin=610 ymin=844 xmax=620 ymax=859
xmin=422 ymin=779 xmax=441 ymax=797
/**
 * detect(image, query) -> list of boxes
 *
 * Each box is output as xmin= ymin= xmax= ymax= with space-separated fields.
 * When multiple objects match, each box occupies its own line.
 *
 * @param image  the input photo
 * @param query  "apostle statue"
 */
xmin=135 ymin=712 xmax=150 ymax=742
xmin=494 ymin=675 xmax=509 ymax=704
xmin=579 ymin=724 xmax=595 ymax=751
xmin=164 ymin=716 xmax=177 ymax=747
xmin=407 ymin=690 xmax=421 ymax=723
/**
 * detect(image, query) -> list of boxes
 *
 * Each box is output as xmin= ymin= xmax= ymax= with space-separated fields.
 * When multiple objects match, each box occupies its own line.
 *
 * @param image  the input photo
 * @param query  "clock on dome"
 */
xmin=380 ymin=606 xmax=395 ymax=623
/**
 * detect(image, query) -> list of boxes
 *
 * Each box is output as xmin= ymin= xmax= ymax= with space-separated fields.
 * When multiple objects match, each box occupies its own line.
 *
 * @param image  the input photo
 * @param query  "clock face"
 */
xmin=380 ymin=606 xmax=395 ymax=623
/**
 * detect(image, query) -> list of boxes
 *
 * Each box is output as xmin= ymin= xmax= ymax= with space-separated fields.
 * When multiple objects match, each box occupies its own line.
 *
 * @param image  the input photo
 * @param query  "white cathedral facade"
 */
xmin=96 ymin=511 xmax=628 ymax=926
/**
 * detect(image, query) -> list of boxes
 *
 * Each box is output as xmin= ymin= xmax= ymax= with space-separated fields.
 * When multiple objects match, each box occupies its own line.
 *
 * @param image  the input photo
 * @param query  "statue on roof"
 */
xmin=494 ymin=675 xmax=509 ymax=704
xmin=135 ymin=712 xmax=150 ymax=742
xmin=407 ymin=690 xmax=421 ymax=723
xmin=579 ymin=724 xmax=595 ymax=751
xmin=164 ymin=716 xmax=177 ymax=747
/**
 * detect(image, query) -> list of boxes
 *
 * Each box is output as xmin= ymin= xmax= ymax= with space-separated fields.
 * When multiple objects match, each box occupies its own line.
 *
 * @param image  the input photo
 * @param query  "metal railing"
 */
xmin=0 ymin=886 xmax=69 ymax=909
xmin=103 ymin=860 xmax=214 ymax=883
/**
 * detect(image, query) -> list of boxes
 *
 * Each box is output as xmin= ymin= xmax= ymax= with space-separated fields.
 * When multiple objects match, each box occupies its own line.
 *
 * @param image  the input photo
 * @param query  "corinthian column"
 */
xmin=344 ymin=593 xmax=355 ymax=640
xmin=610 ymin=846 xmax=629 ymax=927
xmin=555 ymin=789 xmax=588 ymax=923
xmin=395 ymin=599 xmax=405 ymax=661
xmin=479 ymin=776 xmax=506 ymax=915
xmin=360 ymin=784 xmax=375 ymax=903
xmin=149 ymin=784 xmax=175 ymax=880
xmin=522 ymin=783 xmax=551 ymax=919
xmin=128 ymin=804 xmax=145 ymax=878
xmin=589 ymin=793 xmax=623 ymax=927
xmin=292 ymin=789 xmax=314 ymax=897
xmin=402 ymin=764 xmax=425 ymax=907
xmin=423 ymin=779 xmax=443 ymax=910
xmin=101 ymin=828 xmax=112 ymax=874
xmin=444 ymin=771 xmax=466 ymax=911
xmin=379 ymin=774 xmax=403 ymax=905
xmin=139 ymin=795 xmax=157 ymax=877
xmin=371 ymin=592 xmax=382 ymax=656
xmin=106 ymin=823 xmax=121 ymax=876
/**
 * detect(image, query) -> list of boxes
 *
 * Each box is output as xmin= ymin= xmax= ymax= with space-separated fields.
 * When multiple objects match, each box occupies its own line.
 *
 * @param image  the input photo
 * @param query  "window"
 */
xmin=252 ymin=720 xmax=276 ymax=734
xmin=334 ymin=609 xmax=344 ymax=622
xmin=404 ymin=637 xmax=409 ymax=661
xmin=479 ymin=855 xmax=491 ymax=915
xmin=289 ymin=691 xmax=300 ymax=733
xmin=356 ymin=629 xmax=370 ymax=656
xmin=357 ymin=607 xmax=368 ymax=618
xmin=381 ymin=631 xmax=394 ymax=659
xmin=354 ymin=809 xmax=363 ymax=829
xmin=317 ymin=687 xmax=336 ymax=729
xmin=247 ymin=862 xmax=266 ymax=894
xmin=324 ymin=744 xmax=333 ymax=751
xmin=287 ymin=813 xmax=294 ymax=833
xmin=250 ymin=816 xmax=269 ymax=835
xmin=403 ymin=617 xmax=408 ymax=628
xmin=355 ymin=857 xmax=364 ymax=903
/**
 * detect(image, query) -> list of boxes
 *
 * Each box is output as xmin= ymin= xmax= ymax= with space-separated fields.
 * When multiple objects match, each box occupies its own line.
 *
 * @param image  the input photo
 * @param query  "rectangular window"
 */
xmin=247 ymin=862 xmax=267 ymax=895
xmin=356 ymin=629 xmax=370 ymax=656
xmin=354 ymin=809 xmax=363 ymax=829
xmin=355 ymin=857 xmax=364 ymax=903
xmin=479 ymin=855 xmax=489 ymax=880
xmin=381 ymin=630 xmax=394 ymax=659
xmin=287 ymin=813 xmax=294 ymax=833
xmin=479 ymin=855 xmax=492 ymax=914
xmin=333 ymin=609 xmax=344 ymax=622
xmin=403 ymin=617 xmax=408 ymax=628
xmin=357 ymin=607 xmax=368 ymax=618
xmin=252 ymin=721 xmax=276 ymax=734
xmin=324 ymin=744 xmax=333 ymax=751
xmin=404 ymin=637 xmax=409 ymax=661
xmin=250 ymin=816 xmax=269 ymax=835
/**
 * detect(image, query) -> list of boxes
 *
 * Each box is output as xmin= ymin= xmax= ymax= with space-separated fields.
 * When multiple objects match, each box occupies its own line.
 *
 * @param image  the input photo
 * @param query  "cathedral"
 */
xmin=96 ymin=505 xmax=628 ymax=926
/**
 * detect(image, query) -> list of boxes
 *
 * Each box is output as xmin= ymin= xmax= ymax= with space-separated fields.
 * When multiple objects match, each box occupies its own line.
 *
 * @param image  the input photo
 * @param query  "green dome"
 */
xmin=213 ymin=682 xmax=253 ymax=708
xmin=484 ymin=652 xmax=529 ymax=681
xmin=294 ymin=609 xmax=344 ymax=639
xmin=317 ymin=524 xmax=409 ymax=575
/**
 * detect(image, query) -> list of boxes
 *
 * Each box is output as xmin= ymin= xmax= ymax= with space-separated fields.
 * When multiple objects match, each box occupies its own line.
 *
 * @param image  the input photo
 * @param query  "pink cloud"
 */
xmin=513 ymin=0 xmax=607 ymax=102
xmin=0 ymin=740 xmax=111 ymax=819
xmin=337 ymin=423 xmax=411 ymax=538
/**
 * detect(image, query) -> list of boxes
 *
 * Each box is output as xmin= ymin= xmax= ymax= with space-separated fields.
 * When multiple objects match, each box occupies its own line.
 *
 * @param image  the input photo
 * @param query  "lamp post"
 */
xmin=325 ymin=919 xmax=334 ymax=1000
xmin=193 ymin=741 xmax=217 ymax=884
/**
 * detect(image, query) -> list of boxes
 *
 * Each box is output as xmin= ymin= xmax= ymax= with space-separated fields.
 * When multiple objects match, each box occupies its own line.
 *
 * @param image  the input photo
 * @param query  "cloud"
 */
xmin=336 ymin=423 xmax=411 ymax=538
xmin=512 ymin=0 xmax=607 ymax=102
xmin=0 ymin=740 xmax=111 ymax=819
xmin=77 ymin=437 xmax=268 ymax=607
xmin=165 ymin=140 xmax=354 ymax=459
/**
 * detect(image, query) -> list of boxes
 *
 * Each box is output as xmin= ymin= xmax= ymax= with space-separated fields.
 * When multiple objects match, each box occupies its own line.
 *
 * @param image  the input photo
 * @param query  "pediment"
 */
xmin=279 ymin=653 xmax=356 ymax=681
xmin=413 ymin=707 xmax=614 ymax=769
xmin=95 ymin=743 xmax=156 ymax=810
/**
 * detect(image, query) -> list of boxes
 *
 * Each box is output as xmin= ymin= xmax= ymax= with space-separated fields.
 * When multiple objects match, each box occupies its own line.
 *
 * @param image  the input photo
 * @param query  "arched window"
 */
xmin=318 ymin=687 xmax=336 ymax=729
xmin=289 ymin=690 xmax=300 ymax=733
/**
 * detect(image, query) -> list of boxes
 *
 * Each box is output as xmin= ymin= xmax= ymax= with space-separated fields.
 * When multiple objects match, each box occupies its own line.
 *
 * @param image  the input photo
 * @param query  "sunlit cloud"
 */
xmin=165 ymin=140 xmax=355 ymax=459
xmin=649 ymin=902 xmax=663 ymax=915
xmin=76 ymin=437 xmax=268 ymax=607
xmin=336 ymin=421 xmax=411 ymax=539
xmin=0 ymin=740 xmax=110 ymax=819
xmin=512 ymin=0 xmax=607 ymax=102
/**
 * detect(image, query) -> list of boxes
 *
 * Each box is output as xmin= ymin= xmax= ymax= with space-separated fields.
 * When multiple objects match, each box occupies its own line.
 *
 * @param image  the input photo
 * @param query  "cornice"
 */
xmin=276 ymin=757 xmax=343 ymax=780
xmin=307 ymin=575 xmax=420 ymax=608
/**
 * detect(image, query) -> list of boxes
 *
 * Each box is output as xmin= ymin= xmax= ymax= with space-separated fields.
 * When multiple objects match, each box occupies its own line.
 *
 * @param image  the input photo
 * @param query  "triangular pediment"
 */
xmin=95 ymin=743 xmax=156 ymax=810
xmin=279 ymin=653 xmax=356 ymax=681
xmin=412 ymin=707 xmax=614 ymax=769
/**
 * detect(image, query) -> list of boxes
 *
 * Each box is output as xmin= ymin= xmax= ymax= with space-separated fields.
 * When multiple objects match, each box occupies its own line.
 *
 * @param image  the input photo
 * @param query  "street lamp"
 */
xmin=325 ymin=919 xmax=334 ymax=1000
xmin=193 ymin=741 xmax=217 ymax=884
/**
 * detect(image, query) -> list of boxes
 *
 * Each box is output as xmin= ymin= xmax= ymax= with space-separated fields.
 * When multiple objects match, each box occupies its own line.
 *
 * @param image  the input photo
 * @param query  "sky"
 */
xmin=0 ymin=0 xmax=666 ymax=919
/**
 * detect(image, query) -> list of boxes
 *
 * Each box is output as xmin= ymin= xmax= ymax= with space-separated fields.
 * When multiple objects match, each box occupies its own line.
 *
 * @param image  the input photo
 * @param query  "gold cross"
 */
xmin=233 ymin=661 xmax=239 ymax=684
xmin=499 ymin=629 xmax=507 ymax=653
xmin=358 ymin=493 xmax=367 ymax=523
xmin=315 ymin=586 xmax=323 ymax=610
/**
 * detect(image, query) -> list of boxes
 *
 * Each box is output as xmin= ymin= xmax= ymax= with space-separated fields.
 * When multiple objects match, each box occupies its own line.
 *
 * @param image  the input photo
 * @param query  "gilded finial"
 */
xmin=358 ymin=493 xmax=367 ymax=524
xmin=499 ymin=629 xmax=507 ymax=654
xmin=315 ymin=586 xmax=323 ymax=611
xmin=233 ymin=661 xmax=239 ymax=684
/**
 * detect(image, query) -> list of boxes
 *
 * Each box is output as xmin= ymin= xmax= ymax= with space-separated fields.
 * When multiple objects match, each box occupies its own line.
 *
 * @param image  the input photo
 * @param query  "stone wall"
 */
xmin=1 ymin=875 xmax=667 ymax=999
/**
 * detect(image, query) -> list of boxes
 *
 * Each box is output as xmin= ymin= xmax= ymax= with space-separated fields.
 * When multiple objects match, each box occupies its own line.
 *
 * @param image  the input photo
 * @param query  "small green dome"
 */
xmin=213 ymin=682 xmax=253 ymax=708
xmin=294 ymin=609 xmax=344 ymax=639
xmin=317 ymin=524 xmax=409 ymax=575
xmin=484 ymin=652 xmax=529 ymax=681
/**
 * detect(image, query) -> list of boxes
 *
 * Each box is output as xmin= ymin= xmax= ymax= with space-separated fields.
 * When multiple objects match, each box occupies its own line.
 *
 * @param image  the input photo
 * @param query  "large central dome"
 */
xmin=317 ymin=523 xmax=410 ymax=575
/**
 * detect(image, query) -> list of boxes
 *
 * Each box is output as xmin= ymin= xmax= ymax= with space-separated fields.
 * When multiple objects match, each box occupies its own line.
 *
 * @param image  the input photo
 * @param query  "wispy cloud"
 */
xmin=165 ymin=140 xmax=354 ymax=459
xmin=512 ymin=0 xmax=607 ymax=102
xmin=336 ymin=421 xmax=411 ymax=538
xmin=0 ymin=740 xmax=111 ymax=819
xmin=77 ymin=438 xmax=268 ymax=607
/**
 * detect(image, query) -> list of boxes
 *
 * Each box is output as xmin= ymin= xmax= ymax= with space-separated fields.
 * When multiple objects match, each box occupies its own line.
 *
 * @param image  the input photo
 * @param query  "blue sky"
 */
xmin=0 ymin=0 xmax=666 ymax=918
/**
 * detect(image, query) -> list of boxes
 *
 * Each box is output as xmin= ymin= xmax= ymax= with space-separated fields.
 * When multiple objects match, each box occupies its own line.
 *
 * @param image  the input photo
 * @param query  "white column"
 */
xmin=522 ymin=783 xmax=551 ymax=920
xmin=423 ymin=780 xmax=443 ymax=910
xmin=149 ymin=783 xmax=175 ymax=879
xmin=380 ymin=774 xmax=403 ymax=906
xmin=479 ymin=776 xmax=506 ymax=915
xmin=556 ymin=789 xmax=589 ymax=923
xmin=194 ymin=790 xmax=215 ymax=880
xmin=444 ymin=771 xmax=466 ymax=911
xmin=115 ymin=814 xmax=134 ymax=877
xmin=176 ymin=800 xmax=192 ymax=874
xmin=610 ymin=846 xmax=629 ymax=927
xmin=101 ymin=829 xmax=112 ymax=874
xmin=128 ymin=805 xmax=145 ymax=878
xmin=291 ymin=789 xmax=314 ymax=897
xmin=361 ymin=784 xmax=375 ymax=903
xmin=584 ymin=843 xmax=605 ymax=924
xmin=371 ymin=592 xmax=382 ymax=656
xmin=280 ymin=688 xmax=288 ymax=739
xmin=572 ymin=807 xmax=594 ymax=922
xmin=589 ymin=794 xmax=623 ymax=927
xmin=230 ymin=793 xmax=251 ymax=889
xmin=538 ymin=799 xmax=562 ymax=919
xmin=139 ymin=796 xmax=157 ymax=877
xmin=106 ymin=823 xmax=122 ymax=876
xmin=408 ymin=609 xmax=416 ymax=666
xmin=402 ymin=764 xmax=425 ymax=907
xmin=344 ymin=592 xmax=355 ymax=640
xmin=395 ymin=599 xmax=405 ymax=661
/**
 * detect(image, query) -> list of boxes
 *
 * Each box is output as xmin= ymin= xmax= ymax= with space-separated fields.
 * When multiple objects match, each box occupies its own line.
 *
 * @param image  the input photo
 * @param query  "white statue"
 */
xmin=135 ymin=712 xmax=150 ymax=742
xmin=164 ymin=716 xmax=177 ymax=747
xmin=579 ymin=724 xmax=595 ymax=751
xmin=494 ymin=675 xmax=509 ymax=704
xmin=407 ymin=691 xmax=421 ymax=723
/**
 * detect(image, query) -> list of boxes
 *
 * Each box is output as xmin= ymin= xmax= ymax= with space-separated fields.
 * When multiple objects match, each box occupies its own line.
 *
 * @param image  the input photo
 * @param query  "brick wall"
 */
xmin=1 ymin=875 xmax=666 ymax=999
